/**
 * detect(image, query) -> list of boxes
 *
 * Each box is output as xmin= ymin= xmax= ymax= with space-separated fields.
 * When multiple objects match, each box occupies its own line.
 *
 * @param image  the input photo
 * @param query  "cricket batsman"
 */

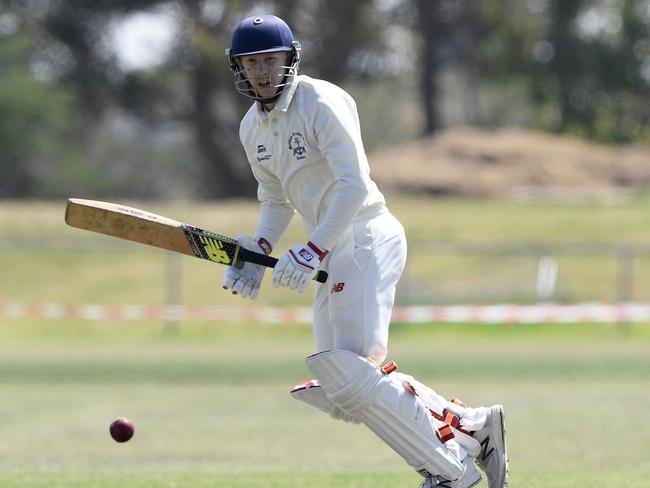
xmin=222 ymin=14 xmax=508 ymax=488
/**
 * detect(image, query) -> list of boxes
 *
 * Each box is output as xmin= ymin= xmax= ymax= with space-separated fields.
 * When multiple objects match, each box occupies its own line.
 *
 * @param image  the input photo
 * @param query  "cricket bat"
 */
xmin=64 ymin=198 xmax=328 ymax=284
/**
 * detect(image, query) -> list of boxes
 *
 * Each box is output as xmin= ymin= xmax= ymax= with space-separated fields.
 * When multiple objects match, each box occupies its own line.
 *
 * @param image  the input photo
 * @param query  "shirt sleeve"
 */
xmin=308 ymin=91 xmax=371 ymax=250
xmin=249 ymin=158 xmax=295 ymax=250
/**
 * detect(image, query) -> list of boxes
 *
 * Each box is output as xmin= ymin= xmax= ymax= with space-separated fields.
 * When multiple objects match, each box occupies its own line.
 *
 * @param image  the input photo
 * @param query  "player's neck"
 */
xmin=261 ymin=101 xmax=276 ymax=112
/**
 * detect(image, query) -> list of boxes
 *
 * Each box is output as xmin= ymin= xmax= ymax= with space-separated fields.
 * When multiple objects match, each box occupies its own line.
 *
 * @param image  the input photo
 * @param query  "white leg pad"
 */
xmin=392 ymin=372 xmax=482 ymax=458
xmin=305 ymin=350 xmax=464 ymax=480
xmin=290 ymin=380 xmax=361 ymax=424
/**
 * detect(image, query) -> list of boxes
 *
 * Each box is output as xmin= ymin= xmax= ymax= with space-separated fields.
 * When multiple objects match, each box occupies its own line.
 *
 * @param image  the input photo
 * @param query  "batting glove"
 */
xmin=222 ymin=236 xmax=269 ymax=300
xmin=272 ymin=241 xmax=328 ymax=293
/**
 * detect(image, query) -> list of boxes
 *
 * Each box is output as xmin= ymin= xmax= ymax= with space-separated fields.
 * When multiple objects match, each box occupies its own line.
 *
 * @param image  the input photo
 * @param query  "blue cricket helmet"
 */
xmin=226 ymin=14 xmax=301 ymax=101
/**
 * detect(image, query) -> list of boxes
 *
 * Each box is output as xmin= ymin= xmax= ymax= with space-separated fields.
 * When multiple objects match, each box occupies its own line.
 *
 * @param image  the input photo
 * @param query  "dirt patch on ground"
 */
xmin=369 ymin=128 xmax=650 ymax=198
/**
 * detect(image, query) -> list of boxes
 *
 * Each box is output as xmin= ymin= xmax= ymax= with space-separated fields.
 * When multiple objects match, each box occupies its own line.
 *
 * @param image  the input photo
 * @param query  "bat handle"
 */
xmin=313 ymin=269 xmax=329 ymax=283
xmin=238 ymin=248 xmax=329 ymax=283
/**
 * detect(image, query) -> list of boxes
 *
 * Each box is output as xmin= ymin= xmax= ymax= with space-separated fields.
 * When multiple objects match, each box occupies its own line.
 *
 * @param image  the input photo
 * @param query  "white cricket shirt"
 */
xmin=239 ymin=75 xmax=386 ymax=251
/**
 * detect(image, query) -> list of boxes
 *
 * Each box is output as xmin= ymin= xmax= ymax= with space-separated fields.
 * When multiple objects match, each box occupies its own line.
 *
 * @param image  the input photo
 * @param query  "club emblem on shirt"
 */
xmin=288 ymin=132 xmax=307 ymax=160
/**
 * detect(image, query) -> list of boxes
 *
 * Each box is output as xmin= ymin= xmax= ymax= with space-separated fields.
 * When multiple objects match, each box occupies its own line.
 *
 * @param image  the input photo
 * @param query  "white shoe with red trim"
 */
xmin=473 ymin=405 xmax=509 ymax=488
xmin=419 ymin=456 xmax=481 ymax=488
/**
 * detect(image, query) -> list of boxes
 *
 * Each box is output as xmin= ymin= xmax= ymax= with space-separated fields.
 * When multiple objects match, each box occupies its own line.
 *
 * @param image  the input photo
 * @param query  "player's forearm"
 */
xmin=255 ymin=200 xmax=295 ymax=251
xmin=309 ymin=180 xmax=369 ymax=251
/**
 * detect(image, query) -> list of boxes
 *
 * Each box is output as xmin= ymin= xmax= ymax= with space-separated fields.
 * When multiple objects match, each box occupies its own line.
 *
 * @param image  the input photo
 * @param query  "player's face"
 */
xmin=239 ymin=52 xmax=291 ymax=98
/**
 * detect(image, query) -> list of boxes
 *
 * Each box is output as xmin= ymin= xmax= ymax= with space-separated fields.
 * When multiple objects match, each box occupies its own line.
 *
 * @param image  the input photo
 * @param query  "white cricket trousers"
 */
xmin=312 ymin=211 xmax=407 ymax=365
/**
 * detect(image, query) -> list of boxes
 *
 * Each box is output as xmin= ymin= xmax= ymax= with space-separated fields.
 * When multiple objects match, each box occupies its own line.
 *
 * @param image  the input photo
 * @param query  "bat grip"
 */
xmin=238 ymin=248 xmax=329 ymax=284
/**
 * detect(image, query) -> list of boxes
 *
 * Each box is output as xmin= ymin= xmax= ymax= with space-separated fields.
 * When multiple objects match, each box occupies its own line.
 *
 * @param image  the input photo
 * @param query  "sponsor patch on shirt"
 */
xmin=256 ymin=144 xmax=272 ymax=163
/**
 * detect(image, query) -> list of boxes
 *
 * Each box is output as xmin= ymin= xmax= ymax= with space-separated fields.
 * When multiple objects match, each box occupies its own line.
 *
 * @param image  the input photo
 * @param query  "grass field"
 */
xmin=1 ymin=197 xmax=650 ymax=487
xmin=0 ymin=321 xmax=649 ymax=487
xmin=2 ymin=196 xmax=650 ymax=306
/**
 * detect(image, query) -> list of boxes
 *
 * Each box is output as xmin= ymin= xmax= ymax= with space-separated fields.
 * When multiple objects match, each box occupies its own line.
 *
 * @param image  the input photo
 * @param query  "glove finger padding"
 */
xmin=221 ymin=235 xmax=266 ymax=300
xmin=272 ymin=254 xmax=290 ymax=288
xmin=282 ymin=267 xmax=297 ymax=288
xmin=222 ymin=266 xmax=238 ymax=290
xmin=240 ymin=277 xmax=260 ymax=299
xmin=232 ymin=276 xmax=247 ymax=295
xmin=293 ymin=272 xmax=309 ymax=293
xmin=248 ymin=282 xmax=261 ymax=300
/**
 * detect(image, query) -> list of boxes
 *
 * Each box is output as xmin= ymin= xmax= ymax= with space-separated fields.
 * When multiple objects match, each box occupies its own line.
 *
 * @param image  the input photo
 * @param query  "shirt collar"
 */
xmin=273 ymin=74 xmax=300 ymax=112
xmin=255 ymin=75 xmax=300 ymax=120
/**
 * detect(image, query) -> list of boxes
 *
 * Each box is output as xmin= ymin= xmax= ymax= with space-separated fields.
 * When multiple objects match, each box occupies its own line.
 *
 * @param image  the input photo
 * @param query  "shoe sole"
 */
xmin=492 ymin=405 xmax=509 ymax=488
xmin=433 ymin=472 xmax=482 ymax=488
xmin=467 ymin=473 xmax=482 ymax=488
xmin=464 ymin=459 xmax=482 ymax=488
xmin=432 ymin=457 xmax=483 ymax=488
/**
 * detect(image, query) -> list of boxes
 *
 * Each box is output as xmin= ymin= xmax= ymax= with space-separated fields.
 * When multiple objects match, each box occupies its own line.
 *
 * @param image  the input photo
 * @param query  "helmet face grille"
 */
xmin=230 ymin=55 xmax=300 ymax=102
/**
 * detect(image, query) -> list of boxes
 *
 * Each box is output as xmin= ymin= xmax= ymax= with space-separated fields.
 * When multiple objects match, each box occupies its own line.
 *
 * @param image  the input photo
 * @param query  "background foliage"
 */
xmin=1 ymin=0 xmax=649 ymax=199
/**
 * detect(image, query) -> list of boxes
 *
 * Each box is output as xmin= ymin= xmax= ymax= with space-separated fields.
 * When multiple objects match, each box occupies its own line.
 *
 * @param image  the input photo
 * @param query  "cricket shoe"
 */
xmin=419 ymin=457 xmax=481 ymax=488
xmin=473 ymin=405 xmax=509 ymax=488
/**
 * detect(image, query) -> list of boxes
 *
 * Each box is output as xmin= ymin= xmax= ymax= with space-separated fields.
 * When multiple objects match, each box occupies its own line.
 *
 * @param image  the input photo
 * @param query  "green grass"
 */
xmin=0 ymin=321 xmax=649 ymax=487
xmin=389 ymin=196 xmax=650 ymax=242
xmin=2 ymin=196 xmax=650 ymax=305
xmin=2 ymin=195 xmax=649 ymax=241
xmin=1 ymin=198 xmax=650 ymax=486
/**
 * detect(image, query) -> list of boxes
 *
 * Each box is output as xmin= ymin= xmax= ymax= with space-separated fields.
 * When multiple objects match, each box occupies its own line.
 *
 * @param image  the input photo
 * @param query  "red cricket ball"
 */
xmin=109 ymin=417 xmax=135 ymax=443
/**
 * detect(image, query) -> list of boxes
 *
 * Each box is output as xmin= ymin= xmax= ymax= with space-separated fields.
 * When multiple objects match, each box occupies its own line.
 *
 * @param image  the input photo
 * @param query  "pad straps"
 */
xmin=381 ymin=361 xmax=472 ymax=441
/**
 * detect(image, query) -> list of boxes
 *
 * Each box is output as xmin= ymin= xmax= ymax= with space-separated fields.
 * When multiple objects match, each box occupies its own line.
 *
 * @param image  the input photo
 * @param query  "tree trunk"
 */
xmin=416 ymin=0 xmax=439 ymax=135
xmin=189 ymin=62 xmax=256 ymax=199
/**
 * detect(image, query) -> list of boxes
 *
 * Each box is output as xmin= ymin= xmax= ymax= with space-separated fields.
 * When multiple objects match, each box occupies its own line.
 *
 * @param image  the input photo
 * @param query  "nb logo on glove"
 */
xmin=298 ymin=248 xmax=315 ymax=262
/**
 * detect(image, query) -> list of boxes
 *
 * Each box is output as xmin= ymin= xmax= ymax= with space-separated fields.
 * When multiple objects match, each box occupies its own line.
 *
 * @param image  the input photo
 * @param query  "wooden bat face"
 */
xmin=64 ymin=198 xmax=328 ymax=283
xmin=65 ymin=198 xmax=240 ymax=265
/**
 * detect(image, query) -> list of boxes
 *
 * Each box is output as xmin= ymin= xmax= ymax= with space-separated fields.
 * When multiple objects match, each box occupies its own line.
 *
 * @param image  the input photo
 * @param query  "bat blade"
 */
xmin=64 ymin=198 xmax=328 ymax=283
xmin=65 ymin=198 xmax=195 ymax=255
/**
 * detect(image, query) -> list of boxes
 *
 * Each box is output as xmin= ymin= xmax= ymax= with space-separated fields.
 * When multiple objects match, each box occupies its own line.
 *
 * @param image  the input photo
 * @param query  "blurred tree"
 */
xmin=547 ymin=0 xmax=588 ymax=132
xmin=35 ymin=0 xmax=258 ymax=198
xmin=3 ymin=0 xmax=649 ymax=200
xmin=291 ymin=0 xmax=384 ymax=83
xmin=476 ymin=0 xmax=650 ymax=142
xmin=411 ymin=0 xmax=486 ymax=134
xmin=0 ymin=31 xmax=79 ymax=197
xmin=5 ymin=0 xmax=388 ymax=198
xmin=415 ymin=0 xmax=439 ymax=134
